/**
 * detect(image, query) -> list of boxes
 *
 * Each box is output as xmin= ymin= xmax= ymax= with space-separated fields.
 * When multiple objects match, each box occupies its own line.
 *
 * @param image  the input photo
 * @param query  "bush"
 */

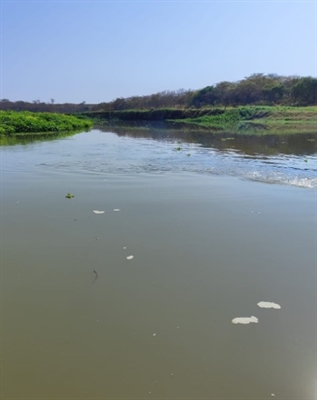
xmin=0 ymin=110 xmax=93 ymax=135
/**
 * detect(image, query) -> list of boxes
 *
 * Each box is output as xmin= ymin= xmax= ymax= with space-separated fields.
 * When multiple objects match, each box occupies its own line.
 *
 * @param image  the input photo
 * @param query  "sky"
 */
xmin=1 ymin=0 xmax=316 ymax=104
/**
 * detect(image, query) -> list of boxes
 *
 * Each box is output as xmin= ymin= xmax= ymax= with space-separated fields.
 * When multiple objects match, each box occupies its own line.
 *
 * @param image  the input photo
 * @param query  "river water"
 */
xmin=1 ymin=129 xmax=316 ymax=399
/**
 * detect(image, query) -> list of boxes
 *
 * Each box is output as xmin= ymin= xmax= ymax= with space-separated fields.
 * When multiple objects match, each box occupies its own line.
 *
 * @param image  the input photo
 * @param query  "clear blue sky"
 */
xmin=1 ymin=1 xmax=316 ymax=104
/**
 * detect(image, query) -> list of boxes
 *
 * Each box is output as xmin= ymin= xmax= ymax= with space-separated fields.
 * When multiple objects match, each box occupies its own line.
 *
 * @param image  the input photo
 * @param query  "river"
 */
xmin=1 ymin=128 xmax=316 ymax=399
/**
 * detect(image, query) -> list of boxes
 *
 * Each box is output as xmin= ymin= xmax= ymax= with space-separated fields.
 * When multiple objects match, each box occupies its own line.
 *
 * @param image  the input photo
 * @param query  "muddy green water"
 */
xmin=1 ymin=130 xmax=316 ymax=399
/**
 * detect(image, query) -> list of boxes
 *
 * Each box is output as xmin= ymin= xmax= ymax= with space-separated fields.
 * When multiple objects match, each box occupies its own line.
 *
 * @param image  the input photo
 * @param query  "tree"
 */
xmin=214 ymin=81 xmax=236 ymax=106
xmin=233 ymin=80 xmax=261 ymax=105
xmin=291 ymin=77 xmax=317 ymax=105
xmin=191 ymin=86 xmax=218 ymax=107
xmin=111 ymin=98 xmax=127 ymax=110
xmin=262 ymin=84 xmax=284 ymax=104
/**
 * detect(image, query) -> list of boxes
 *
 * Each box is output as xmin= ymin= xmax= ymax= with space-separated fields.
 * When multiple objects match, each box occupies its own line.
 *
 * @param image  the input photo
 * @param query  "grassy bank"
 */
xmin=0 ymin=110 xmax=93 ymax=137
xmin=176 ymin=106 xmax=317 ymax=134
xmin=84 ymin=106 xmax=316 ymax=135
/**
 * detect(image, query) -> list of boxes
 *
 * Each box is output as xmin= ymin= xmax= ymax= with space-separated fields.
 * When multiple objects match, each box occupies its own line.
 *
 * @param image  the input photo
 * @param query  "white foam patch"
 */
xmin=232 ymin=316 xmax=259 ymax=325
xmin=257 ymin=301 xmax=281 ymax=309
xmin=288 ymin=177 xmax=317 ymax=189
xmin=113 ymin=209 xmax=121 ymax=212
xmin=246 ymin=172 xmax=317 ymax=189
xmin=126 ymin=255 xmax=134 ymax=260
xmin=93 ymin=210 xmax=105 ymax=214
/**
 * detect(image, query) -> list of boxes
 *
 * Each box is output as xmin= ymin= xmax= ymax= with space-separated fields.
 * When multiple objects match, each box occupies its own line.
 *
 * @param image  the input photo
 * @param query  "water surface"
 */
xmin=1 ymin=129 xmax=316 ymax=399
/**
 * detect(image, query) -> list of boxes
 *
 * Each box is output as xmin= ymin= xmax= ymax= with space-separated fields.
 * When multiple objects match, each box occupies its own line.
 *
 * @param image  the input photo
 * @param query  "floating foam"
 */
xmin=232 ymin=316 xmax=258 ymax=325
xmin=93 ymin=210 xmax=105 ymax=214
xmin=257 ymin=301 xmax=281 ymax=309
xmin=126 ymin=255 xmax=134 ymax=260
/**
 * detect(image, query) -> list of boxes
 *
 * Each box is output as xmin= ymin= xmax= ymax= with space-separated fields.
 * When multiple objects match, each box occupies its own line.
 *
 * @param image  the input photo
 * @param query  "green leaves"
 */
xmin=0 ymin=110 xmax=93 ymax=135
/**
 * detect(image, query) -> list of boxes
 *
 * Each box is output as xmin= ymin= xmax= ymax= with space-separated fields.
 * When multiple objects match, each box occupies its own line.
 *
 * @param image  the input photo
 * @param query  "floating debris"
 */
xmin=93 ymin=210 xmax=105 ymax=214
xmin=152 ymin=333 xmax=156 ymax=337
xmin=232 ymin=316 xmax=259 ymax=325
xmin=113 ymin=208 xmax=121 ymax=212
xmin=126 ymin=255 xmax=134 ymax=260
xmin=65 ymin=193 xmax=74 ymax=199
xmin=257 ymin=301 xmax=281 ymax=309
xmin=92 ymin=270 xmax=99 ymax=283
xmin=123 ymin=247 xmax=127 ymax=249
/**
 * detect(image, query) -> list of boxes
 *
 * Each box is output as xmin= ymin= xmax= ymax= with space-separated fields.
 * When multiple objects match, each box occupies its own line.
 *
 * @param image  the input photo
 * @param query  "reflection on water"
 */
xmin=0 ymin=130 xmax=79 ymax=146
xmin=107 ymin=126 xmax=317 ymax=188
xmin=107 ymin=123 xmax=317 ymax=156
xmin=1 ymin=128 xmax=316 ymax=399
xmin=3 ymin=128 xmax=315 ymax=188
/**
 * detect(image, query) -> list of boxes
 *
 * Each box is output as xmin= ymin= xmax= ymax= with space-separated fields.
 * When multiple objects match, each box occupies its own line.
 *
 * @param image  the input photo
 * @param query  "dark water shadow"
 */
xmin=98 ymin=122 xmax=317 ymax=157
xmin=0 ymin=130 xmax=84 ymax=146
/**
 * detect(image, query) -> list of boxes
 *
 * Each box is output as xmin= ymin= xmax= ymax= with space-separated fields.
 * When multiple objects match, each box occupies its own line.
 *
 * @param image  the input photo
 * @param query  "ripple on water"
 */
xmin=2 ymin=130 xmax=317 ymax=188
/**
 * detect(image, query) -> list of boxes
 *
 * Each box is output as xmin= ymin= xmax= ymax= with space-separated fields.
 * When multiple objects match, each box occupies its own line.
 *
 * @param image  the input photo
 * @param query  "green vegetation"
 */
xmin=65 ymin=193 xmax=75 ymax=199
xmin=0 ymin=110 xmax=92 ymax=137
xmin=189 ymin=75 xmax=317 ymax=108
xmin=85 ymin=105 xmax=316 ymax=135
xmin=178 ymin=108 xmax=252 ymax=128
xmin=91 ymin=74 xmax=317 ymax=110
xmin=84 ymin=108 xmax=210 ymax=122
xmin=172 ymin=106 xmax=317 ymax=134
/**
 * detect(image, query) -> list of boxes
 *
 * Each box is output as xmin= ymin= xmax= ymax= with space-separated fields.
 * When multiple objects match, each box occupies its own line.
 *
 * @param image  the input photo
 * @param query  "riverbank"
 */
xmin=0 ymin=110 xmax=93 ymax=137
xmin=84 ymin=105 xmax=317 ymax=135
xmin=178 ymin=105 xmax=317 ymax=134
xmin=1 ymin=106 xmax=315 ymax=138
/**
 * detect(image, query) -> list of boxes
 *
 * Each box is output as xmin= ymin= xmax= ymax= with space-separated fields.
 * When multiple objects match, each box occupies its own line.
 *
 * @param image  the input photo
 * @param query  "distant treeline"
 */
xmin=1 ymin=74 xmax=316 ymax=113
xmin=0 ymin=100 xmax=91 ymax=114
